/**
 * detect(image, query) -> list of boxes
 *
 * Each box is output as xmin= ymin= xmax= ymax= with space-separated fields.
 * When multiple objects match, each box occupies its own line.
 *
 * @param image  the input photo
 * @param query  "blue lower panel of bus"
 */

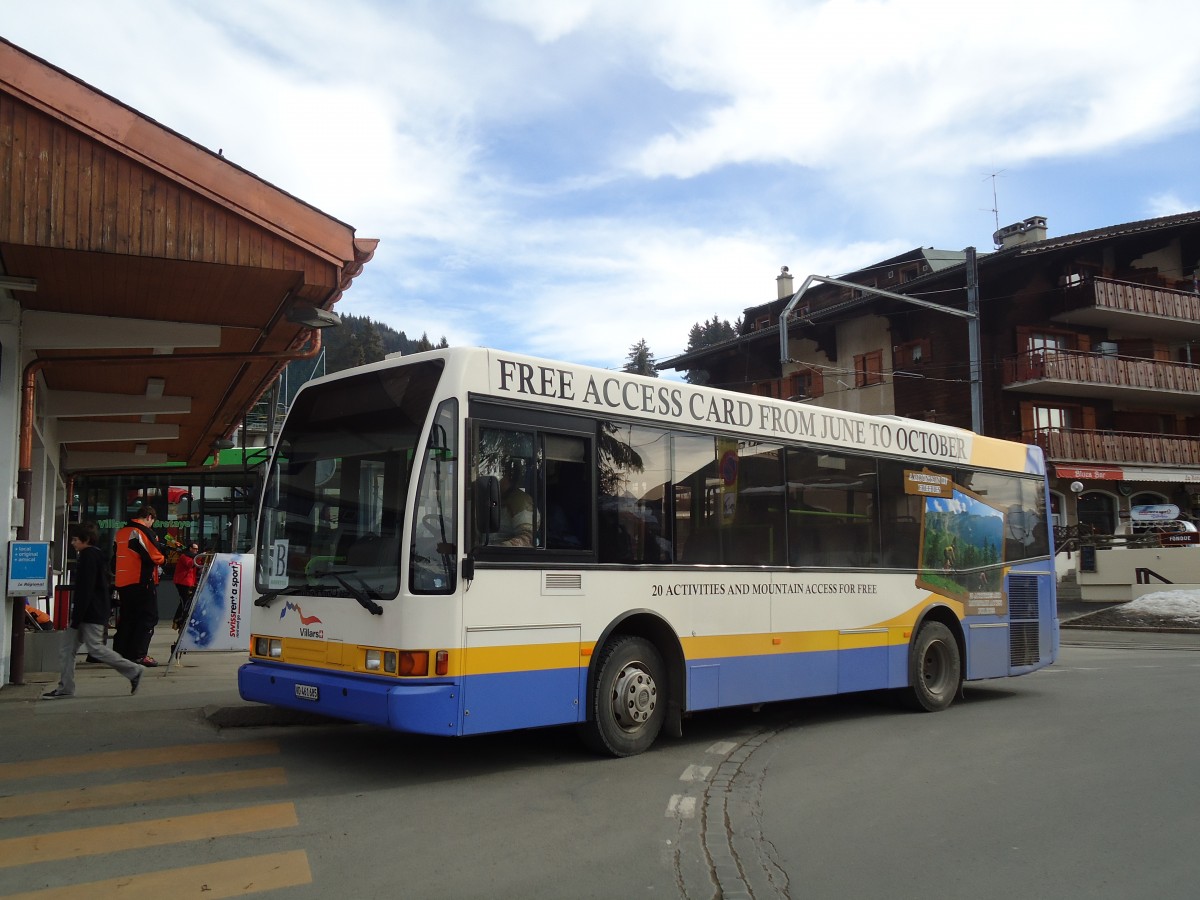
xmin=238 ymin=661 xmax=461 ymax=735
xmin=238 ymin=661 xmax=584 ymax=736
xmin=460 ymin=667 xmax=583 ymax=735
xmin=687 ymin=645 xmax=896 ymax=710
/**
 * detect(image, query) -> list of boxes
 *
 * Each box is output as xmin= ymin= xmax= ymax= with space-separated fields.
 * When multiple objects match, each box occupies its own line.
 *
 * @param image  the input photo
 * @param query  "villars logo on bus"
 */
xmin=280 ymin=601 xmax=324 ymax=639
xmin=280 ymin=601 xmax=322 ymax=625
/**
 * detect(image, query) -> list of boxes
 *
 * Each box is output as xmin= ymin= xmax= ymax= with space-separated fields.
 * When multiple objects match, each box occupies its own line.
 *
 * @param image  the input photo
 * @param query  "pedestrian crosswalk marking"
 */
xmin=0 ymin=739 xmax=280 ymax=782
xmin=0 ymin=849 xmax=312 ymax=899
xmin=0 ymin=767 xmax=288 ymax=820
xmin=0 ymin=802 xmax=298 ymax=869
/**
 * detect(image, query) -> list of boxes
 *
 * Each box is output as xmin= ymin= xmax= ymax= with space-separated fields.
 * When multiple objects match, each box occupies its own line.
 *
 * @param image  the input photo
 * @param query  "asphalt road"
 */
xmin=2 ymin=630 xmax=1197 ymax=898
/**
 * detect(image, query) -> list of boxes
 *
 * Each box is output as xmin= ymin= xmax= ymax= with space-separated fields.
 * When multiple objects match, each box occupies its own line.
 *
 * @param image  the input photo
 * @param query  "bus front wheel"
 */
xmin=581 ymin=635 xmax=666 ymax=757
xmin=903 ymin=621 xmax=961 ymax=712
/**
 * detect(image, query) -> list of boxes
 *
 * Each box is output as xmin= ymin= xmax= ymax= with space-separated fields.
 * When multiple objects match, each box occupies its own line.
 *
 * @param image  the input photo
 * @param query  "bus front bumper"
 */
xmin=237 ymin=661 xmax=461 ymax=735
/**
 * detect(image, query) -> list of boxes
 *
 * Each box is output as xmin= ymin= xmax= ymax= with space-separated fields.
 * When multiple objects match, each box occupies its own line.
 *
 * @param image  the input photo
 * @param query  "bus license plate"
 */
xmin=295 ymin=684 xmax=319 ymax=701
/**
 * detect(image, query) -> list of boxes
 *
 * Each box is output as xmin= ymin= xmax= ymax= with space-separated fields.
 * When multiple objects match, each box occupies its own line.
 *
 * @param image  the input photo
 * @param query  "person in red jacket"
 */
xmin=43 ymin=521 xmax=144 ymax=698
xmin=171 ymin=541 xmax=201 ymax=630
xmin=113 ymin=505 xmax=166 ymax=666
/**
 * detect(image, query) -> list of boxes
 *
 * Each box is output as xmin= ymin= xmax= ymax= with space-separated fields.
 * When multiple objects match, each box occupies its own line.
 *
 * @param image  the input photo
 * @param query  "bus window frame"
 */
xmin=468 ymin=402 xmax=597 ymax=565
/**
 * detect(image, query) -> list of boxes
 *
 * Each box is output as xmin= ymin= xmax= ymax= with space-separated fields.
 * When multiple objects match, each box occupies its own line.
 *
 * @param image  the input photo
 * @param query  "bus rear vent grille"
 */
xmin=1008 ymin=574 xmax=1040 ymax=667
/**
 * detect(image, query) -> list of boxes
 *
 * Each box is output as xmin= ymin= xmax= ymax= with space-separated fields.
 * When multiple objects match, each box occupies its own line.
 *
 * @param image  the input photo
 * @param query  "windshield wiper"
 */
xmin=311 ymin=567 xmax=384 ymax=616
xmin=254 ymin=585 xmax=308 ymax=608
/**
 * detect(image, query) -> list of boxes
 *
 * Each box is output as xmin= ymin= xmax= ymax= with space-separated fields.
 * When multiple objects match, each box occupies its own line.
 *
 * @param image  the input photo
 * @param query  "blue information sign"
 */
xmin=7 ymin=541 xmax=51 ymax=596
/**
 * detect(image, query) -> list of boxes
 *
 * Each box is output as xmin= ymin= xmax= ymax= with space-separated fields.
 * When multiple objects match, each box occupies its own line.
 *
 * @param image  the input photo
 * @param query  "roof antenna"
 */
xmin=983 ymin=170 xmax=1005 ymax=233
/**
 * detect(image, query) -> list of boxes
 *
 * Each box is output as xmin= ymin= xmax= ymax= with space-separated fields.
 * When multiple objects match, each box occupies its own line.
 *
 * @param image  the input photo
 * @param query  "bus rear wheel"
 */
xmin=580 ymin=635 xmax=665 ymax=757
xmin=903 ymin=621 xmax=961 ymax=712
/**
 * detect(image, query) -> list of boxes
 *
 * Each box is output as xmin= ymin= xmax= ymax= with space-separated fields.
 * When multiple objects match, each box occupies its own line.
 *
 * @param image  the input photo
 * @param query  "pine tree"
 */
xmin=683 ymin=314 xmax=738 ymax=383
xmin=623 ymin=339 xmax=658 ymax=377
xmin=361 ymin=321 xmax=386 ymax=364
xmin=320 ymin=314 xmax=451 ymax=373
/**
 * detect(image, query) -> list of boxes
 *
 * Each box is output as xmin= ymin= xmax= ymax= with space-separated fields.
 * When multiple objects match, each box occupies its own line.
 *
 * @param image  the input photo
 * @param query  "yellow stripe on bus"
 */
xmin=268 ymin=597 xmax=967 ymax=677
xmin=0 ymin=740 xmax=280 ymax=783
xmin=2 ymin=850 xmax=312 ymax=900
xmin=0 ymin=803 xmax=298 ymax=869
xmin=463 ymin=642 xmax=581 ymax=673
xmin=0 ymin=768 xmax=288 ymax=820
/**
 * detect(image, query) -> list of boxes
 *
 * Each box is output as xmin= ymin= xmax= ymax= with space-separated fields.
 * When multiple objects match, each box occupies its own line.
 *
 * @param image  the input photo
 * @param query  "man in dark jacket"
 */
xmin=43 ymin=521 xmax=144 ymax=698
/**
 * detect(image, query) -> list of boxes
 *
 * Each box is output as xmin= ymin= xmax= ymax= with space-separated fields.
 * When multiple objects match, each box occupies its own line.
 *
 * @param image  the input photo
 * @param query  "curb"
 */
xmin=1060 ymin=623 xmax=1200 ymax=634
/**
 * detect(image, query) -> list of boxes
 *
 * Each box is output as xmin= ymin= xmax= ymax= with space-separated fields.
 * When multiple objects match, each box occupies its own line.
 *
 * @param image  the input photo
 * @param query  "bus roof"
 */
xmin=296 ymin=347 xmax=1043 ymax=476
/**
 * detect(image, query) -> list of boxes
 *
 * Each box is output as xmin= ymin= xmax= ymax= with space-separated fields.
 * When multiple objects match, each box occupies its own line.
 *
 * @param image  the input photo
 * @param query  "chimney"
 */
xmin=776 ymin=266 xmax=794 ymax=300
xmin=993 ymin=215 xmax=1048 ymax=250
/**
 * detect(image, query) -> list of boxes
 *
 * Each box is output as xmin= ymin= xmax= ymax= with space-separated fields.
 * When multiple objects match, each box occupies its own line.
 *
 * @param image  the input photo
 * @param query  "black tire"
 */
xmin=580 ymin=635 xmax=666 ymax=757
xmin=903 ymin=621 xmax=961 ymax=712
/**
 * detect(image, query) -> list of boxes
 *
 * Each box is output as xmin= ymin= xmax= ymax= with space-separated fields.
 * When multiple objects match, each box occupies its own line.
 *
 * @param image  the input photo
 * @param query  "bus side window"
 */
xmin=474 ymin=427 xmax=536 ymax=549
xmin=598 ymin=422 xmax=672 ymax=564
xmin=544 ymin=433 xmax=591 ymax=551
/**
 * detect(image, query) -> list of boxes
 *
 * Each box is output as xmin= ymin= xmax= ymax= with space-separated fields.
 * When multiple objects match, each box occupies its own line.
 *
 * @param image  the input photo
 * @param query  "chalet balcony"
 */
xmin=1003 ymin=348 xmax=1200 ymax=410
xmin=1028 ymin=427 xmax=1200 ymax=467
xmin=1051 ymin=275 xmax=1200 ymax=340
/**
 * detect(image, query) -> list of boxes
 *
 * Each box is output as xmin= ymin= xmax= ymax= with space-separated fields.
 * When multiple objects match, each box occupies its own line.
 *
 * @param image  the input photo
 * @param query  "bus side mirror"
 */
xmin=475 ymin=476 xmax=501 ymax=533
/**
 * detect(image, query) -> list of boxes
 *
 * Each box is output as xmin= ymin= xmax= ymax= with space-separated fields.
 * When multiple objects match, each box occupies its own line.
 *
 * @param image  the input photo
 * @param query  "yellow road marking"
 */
xmin=0 ymin=767 xmax=288 ymax=820
xmin=0 ymin=802 xmax=298 ymax=869
xmin=0 ymin=740 xmax=280 ymax=782
xmin=1 ymin=849 xmax=312 ymax=899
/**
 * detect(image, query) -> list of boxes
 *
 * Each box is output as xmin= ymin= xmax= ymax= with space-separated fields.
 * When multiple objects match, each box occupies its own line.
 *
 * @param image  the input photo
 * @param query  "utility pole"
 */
xmin=965 ymin=247 xmax=983 ymax=434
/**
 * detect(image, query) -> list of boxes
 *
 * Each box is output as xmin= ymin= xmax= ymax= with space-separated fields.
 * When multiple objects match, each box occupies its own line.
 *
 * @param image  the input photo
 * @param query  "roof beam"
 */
xmin=23 ymin=311 xmax=221 ymax=351
xmin=57 ymin=421 xmax=179 ymax=443
xmin=43 ymin=389 xmax=192 ymax=417
xmin=64 ymin=449 xmax=170 ymax=469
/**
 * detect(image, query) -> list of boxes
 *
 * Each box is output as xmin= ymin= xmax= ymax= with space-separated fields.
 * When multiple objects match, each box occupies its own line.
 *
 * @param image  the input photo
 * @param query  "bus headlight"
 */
xmin=383 ymin=651 xmax=398 ymax=673
xmin=365 ymin=649 xmax=382 ymax=671
xmin=254 ymin=637 xmax=283 ymax=658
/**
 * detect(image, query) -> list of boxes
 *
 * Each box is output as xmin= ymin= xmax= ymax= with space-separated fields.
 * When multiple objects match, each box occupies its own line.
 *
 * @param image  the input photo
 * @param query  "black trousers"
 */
xmin=114 ymin=583 xmax=159 ymax=661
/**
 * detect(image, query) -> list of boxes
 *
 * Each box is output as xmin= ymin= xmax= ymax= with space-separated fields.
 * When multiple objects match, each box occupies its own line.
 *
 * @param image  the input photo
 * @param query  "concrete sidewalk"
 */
xmin=1 ymin=629 xmax=254 ymax=712
xmin=0 ymin=629 xmax=335 ymax=727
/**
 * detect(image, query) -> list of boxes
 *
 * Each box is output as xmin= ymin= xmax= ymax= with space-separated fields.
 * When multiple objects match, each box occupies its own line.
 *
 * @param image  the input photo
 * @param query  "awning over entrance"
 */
xmin=1 ymin=38 xmax=378 ymax=472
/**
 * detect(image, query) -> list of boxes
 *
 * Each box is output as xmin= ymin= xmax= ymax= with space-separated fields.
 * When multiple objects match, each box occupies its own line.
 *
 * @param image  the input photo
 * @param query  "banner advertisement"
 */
xmin=174 ymin=553 xmax=254 ymax=654
xmin=7 ymin=541 xmax=51 ymax=596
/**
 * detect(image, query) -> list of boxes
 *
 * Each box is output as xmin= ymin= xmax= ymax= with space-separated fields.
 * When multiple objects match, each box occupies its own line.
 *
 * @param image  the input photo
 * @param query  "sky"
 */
xmin=6 ymin=1 xmax=1200 ymax=371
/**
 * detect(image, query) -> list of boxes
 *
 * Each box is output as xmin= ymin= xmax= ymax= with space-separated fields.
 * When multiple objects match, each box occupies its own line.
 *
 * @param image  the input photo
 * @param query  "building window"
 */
xmin=1027 ymin=331 xmax=1073 ymax=353
xmin=785 ymin=369 xmax=823 ymax=400
xmin=854 ymin=350 xmax=884 ymax=387
xmin=1032 ymin=405 xmax=1071 ymax=430
xmin=894 ymin=339 xmax=930 ymax=368
xmin=754 ymin=314 xmax=771 ymax=331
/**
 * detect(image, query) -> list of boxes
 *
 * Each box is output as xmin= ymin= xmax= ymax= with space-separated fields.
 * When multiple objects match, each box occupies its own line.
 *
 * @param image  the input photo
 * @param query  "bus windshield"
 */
xmin=256 ymin=360 xmax=445 ymax=603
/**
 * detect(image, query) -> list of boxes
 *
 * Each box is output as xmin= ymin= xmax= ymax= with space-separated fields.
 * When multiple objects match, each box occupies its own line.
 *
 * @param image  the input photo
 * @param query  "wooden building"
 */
xmin=0 ymin=39 xmax=378 ymax=684
xmin=660 ymin=212 xmax=1200 ymax=540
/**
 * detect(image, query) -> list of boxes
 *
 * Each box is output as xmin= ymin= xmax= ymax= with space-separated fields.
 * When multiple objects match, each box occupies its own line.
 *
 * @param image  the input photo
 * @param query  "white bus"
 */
xmin=239 ymin=348 xmax=1057 ymax=755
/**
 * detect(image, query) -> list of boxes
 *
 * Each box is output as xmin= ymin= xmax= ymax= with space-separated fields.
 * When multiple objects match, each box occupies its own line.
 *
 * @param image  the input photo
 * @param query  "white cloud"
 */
xmin=1146 ymin=192 xmax=1197 ymax=218
xmin=618 ymin=1 xmax=1200 ymax=181
xmin=6 ymin=0 xmax=1200 ymax=372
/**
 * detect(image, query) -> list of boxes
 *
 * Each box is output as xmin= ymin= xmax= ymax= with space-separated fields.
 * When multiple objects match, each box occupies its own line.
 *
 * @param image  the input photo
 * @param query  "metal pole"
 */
xmin=965 ymin=247 xmax=983 ymax=433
